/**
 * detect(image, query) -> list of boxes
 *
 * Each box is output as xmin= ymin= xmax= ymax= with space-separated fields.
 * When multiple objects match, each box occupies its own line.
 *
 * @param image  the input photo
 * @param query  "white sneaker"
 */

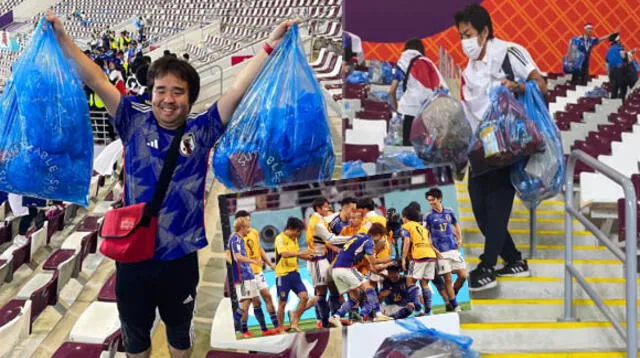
xmin=454 ymin=305 xmax=462 ymax=312
xmin=328 ymin=315 xmax=343 ymax=328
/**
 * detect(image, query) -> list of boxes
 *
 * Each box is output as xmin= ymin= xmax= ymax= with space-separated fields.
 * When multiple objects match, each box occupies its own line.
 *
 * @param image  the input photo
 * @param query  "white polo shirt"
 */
xmin=461 ymin=38 xmax=540 ymax=132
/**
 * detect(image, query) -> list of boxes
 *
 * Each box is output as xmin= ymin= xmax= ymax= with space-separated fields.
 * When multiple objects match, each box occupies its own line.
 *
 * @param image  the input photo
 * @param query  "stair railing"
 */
xmin=561 ymin=149 xmax=637 ymax=358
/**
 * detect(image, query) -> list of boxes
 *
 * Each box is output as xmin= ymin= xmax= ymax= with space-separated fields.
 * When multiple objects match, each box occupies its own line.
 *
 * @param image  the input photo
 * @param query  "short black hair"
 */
xmin=341 ymin=196 xmax=358 ymax=206
xmin=163 ymin=49 xmax=171 ymax=56
xmin=312 ymin=198 xmax=329 ymax=212
xmin=285 ymin=217 xmax=305 ymax=231
xmin=426 ymin=187 xmax=443 ymax=200
xmin=402 ymin=205 xmax=421 ymax=222
xmin=143 ymin=56 xmax=152 ymax=64
xmin=408 ymin=201 xmax=421 ymax=213
xmin=357 ymin=198 xmax=375 ymax=211
xmin=147 ymin=56 xmax=200 ymax=105
xmin=235 ymin=210 xmax=250 ymax=218
xmin=135 ymin=64 xmax=149 ymax=86
xmin=454 ymin=3 xmax=494 ymax=39
xmin=404 ymin=38 xmax=425 ymax=55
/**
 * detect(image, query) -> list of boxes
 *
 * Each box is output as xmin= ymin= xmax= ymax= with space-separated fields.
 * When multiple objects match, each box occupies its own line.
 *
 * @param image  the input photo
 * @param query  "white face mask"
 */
xmin=462 ymin=36 xmax=483 ymax=60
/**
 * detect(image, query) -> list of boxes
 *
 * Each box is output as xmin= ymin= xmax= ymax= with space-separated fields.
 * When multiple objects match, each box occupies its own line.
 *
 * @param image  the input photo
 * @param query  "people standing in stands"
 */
xmin=388 ymin=38 xmax=448 ymax=146
xmin=46 ymin=9 xmax=299 ymax=357
xmin=571 ymin=23 xmax=617 ymax=86
xmin=606 ymin=33 xmax=637 ymax=100
xmin=454 ymin=4 xmax=546 ymax=291
xmin=342 ymin=31 xmax=364 ymax=73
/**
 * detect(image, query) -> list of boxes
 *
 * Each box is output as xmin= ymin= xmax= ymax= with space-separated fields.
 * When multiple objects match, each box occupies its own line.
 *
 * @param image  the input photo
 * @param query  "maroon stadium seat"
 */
xmin=98 ymin=272 xmax=117 ymax=302
xmin=43 ymin=249 xmax=76 ymax=271
xmin=343 ymin=144 xmax=380 ymax=163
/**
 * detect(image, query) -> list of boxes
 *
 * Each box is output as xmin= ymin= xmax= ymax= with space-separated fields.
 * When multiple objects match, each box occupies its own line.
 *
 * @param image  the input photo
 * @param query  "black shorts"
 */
xmin=115 ymin=252 xmax=199 ymax=353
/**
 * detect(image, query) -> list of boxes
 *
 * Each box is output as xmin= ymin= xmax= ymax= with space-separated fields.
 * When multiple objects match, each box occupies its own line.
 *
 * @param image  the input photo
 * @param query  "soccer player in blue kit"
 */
xmin=378 ymin=264 xmax=422 ymax=319
xmin=328 ymin=223 xmax=394 ymax=327
xmin=424 ymin=188 xmax=468 ymax=312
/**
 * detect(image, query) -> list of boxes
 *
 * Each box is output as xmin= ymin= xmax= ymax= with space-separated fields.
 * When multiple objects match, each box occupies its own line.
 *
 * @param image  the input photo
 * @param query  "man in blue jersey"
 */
xmin=328 ymin=223 xmax=394 ymax=327
xmin=228 ymin=217 xmax=276 ymax=338
xmin=379 ymin=264 xmax=422 ymax=319
xmin=46 ymin=9 xmax=299 ymax=357
xmin=424 ymin=188 xmax=467 ymax=312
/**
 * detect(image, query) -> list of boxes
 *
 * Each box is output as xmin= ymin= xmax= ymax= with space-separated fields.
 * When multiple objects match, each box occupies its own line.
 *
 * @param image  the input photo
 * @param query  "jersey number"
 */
xmin=343 ymin=237 xmax=358 ymax=251
xmin=393 ymin=293 xmax=403 ymax=302
xmin=439 ymin=223 xmax=448 ymax=232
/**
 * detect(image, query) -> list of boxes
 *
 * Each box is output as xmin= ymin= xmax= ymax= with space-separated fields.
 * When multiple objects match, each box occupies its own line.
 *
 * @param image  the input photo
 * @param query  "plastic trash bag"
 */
xmin=468 ymin=85 xmax=544 ymax=175
xmin=511 ymin=81 xmax=565 ymax=208
xmin=346 ymin=70 xmax=370 ymax=84
xmin=585 ymin=86 xmax=608 ymax=98
xmin=563 ymin=37 xmax=585 ymax=74
xmin=410 ymin=95 xmax=472 ymax=180
xmin=369 ymin=90 xmax=391 ymax=104
xmin=212 ymin=24 xmax=334 ymax=190
xmin=376 ymin=151 xmax=425 ymax=173
xmin=373 ymin=318 xmax=480 ymax=358
xmin=368 ymin=60 xmax=394 ymax=84
xmin=385 ymin=113 xmax=403 ymax=146
xmin=342 ymin=160 xmax=368 ymax=179
xmin=0 ymin=17 xmax=93 ymax=206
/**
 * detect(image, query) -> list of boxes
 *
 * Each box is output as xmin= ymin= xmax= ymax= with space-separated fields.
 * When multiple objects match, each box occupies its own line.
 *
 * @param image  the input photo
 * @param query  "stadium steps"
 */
xmin=455 ymin=183 xmax=634 ymax=355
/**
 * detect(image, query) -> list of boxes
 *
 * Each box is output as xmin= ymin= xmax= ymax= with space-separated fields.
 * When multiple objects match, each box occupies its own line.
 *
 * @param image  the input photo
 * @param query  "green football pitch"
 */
xmin=236 ymin=302 xmax=472 ymax=339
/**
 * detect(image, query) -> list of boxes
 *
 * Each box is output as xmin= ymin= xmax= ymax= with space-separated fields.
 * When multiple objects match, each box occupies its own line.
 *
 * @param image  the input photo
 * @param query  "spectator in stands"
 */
xmin=163 ymin=49 xmax=171 ymax=57
xmin=572 ymin=23 xmax=617 ymax=86
xmin=182 ymin=53 xmax=190 ymax=62
xmin=388 ymin=38 xmax=448 ymax=146
xmin=606 ymin=32 xmax=637 ymax=100
xmin=46 ymin=10 xmax=299 ymax=357
xmin=342 ymin=31 xmax=364 ymax=72
xmin=454 ymin=4 xmax=547 ymax=291
xmin=107 ymin=61 xmax=127 ymax=96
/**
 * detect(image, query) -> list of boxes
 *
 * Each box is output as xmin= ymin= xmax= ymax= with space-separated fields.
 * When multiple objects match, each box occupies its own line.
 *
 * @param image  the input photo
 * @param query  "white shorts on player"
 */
xmin=254 ymin=272 xmax=269 ymax=291
xmin=332 ymin=267 xmax=367 ymax=294
xmin=308 ymin=258 xmax=332 ymax=287
xmin=437 ymin=250 xmax=467 ymax=275
xmin=367 ymin=269 xmax=387 ymax=284
xmin=408 ymin=260 xmax=436 ymax=281
xmin=235 ymin=279 xmax=259 ymax=301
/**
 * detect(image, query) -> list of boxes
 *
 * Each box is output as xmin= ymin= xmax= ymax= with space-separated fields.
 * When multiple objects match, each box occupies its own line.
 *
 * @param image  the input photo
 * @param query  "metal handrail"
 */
xmin=561 ymin=149 xmax=637 ymax=357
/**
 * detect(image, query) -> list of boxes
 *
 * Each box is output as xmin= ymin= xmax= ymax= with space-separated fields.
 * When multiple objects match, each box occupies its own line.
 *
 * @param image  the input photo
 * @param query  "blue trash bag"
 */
xmin=346 ymin=70 xmax=370 ymax=84
xmin=212 ymin=24 xmax=334 ymax=190
xmin=373 ymin=318 xmax=480 ymax=357
xmin=376 ymin=151 xmax=425 ymax=173
xmin=410 ymin=95 xmax=472 ymax=180
xmin=0 ymin=17 xmax=93 ymax=206
xmin=381 ymin=61 xmax=394 ymax=84
xmin=511 ymin=81 xmax=565 ymax=208
xmin=342 ymin=160 xmax=368 ymax=178
xmin=562 ymin=37 xmax=585 ymax=74
xmin=585 ymin=86 xmax=608 ymax=98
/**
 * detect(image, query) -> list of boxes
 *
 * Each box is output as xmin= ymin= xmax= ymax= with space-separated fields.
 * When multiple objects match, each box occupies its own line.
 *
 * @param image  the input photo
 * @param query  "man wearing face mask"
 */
xmin=454 ymin=4 xmax=547 ymax=292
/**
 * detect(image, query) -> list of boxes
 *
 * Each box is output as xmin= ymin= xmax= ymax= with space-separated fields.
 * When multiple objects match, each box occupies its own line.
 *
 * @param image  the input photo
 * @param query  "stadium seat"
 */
xmin=30 ymin=223 xmax=48 ymax=259
xmin=0 ymin=257 xmax=13 ymax=284
xmin=16 ymin=271 xmax=58 ymax=325
xmin=77 ymin=216 xmax=101 ymax=232
xmin=343 ymin=144 xmax=381 ymax=163
xmin=0 ymin=220 xmax=11 ymax=246
xmin=69 ymin=301 xmax=120 ymax=345
xmin=98 ymin=272 xmax=117 ymax=302
xmin=0 ymin=300 xmax=32 ymax=358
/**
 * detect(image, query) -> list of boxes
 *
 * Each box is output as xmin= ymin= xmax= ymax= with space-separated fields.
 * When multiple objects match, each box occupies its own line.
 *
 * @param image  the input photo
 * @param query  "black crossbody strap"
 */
xmin=147 ymin=124 xmax=186 ymax=217
xmin=402 ymin=55 xmax=421 ymax=93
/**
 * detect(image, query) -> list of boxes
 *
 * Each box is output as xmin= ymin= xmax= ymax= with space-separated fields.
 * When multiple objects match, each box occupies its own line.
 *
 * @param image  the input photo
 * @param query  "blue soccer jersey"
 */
xmin=424 ymin=207 xmax=458 ymax=252
xmin=112 ymin=96 xmax=224 ymax=260
xmin=228 ymin=233 xmax=255 ymax=284
xmin=382 ymin=277 xmax=409 ymax=305
xmin=328 ymin=213 xmax=350 ymax=236
xmin=333 ymin=233 xmax=374 ymax=268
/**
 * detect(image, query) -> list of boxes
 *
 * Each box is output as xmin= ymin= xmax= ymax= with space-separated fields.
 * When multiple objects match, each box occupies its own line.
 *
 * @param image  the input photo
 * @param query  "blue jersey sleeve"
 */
xmin=364 ymin=238 xmax=374 ymax=256
xmin=190 ymin=102 xmax=225 ymax=149
xmin=447 ymin=209 xmax=458 ymax=225
xmin=393 ymin=66 xmax=404 ymax=82
xmin=112 ymin=95 xmax=140 ymax=142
